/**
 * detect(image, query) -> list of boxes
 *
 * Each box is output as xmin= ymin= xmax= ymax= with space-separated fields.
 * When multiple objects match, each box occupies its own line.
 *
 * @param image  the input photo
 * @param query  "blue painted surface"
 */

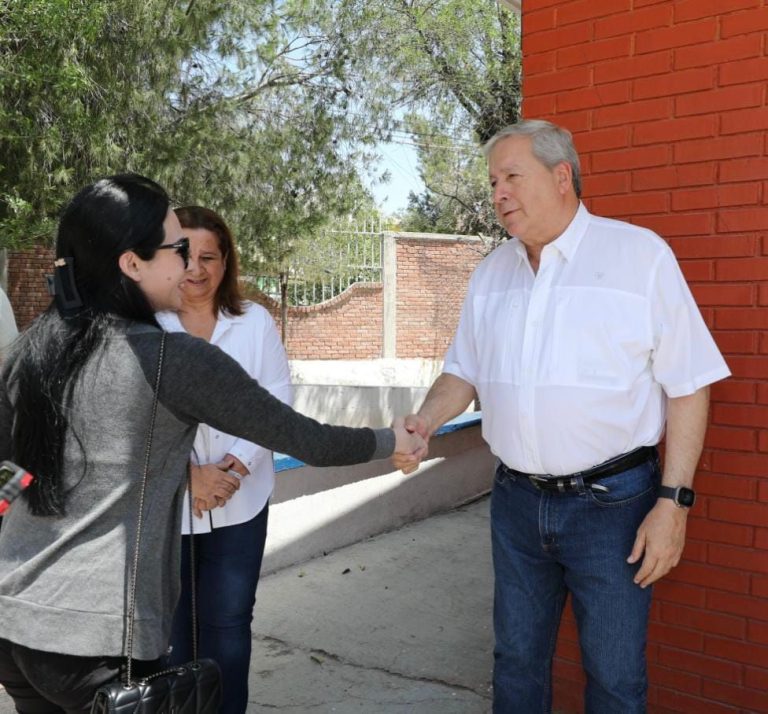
xmin=273 ymin=412 xmax=482 ymax=473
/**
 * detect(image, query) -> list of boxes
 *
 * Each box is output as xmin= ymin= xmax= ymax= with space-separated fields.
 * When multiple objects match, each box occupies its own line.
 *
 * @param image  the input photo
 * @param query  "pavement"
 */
xmin=0 ymin=497 xmax=495 ymax=713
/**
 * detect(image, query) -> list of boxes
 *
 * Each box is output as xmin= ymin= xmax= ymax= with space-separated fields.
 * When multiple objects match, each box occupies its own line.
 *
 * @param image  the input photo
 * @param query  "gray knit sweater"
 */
xmin=0 ymin=322 xmax=393 ymax=659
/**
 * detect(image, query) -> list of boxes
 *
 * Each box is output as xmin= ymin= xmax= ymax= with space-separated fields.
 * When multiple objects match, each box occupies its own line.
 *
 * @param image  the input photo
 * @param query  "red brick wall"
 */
xmin=6 ymin=237 xmax=483 ymax=361
xmin=395 ymin=237 xmax=484 ymax=359
xmin=522 ymin=1 xmax=768 ymax=712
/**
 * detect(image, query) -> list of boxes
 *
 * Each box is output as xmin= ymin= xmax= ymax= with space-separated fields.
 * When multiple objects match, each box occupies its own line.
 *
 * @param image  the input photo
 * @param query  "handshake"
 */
xmin=390 ymin=414 xmax=431 ymax=475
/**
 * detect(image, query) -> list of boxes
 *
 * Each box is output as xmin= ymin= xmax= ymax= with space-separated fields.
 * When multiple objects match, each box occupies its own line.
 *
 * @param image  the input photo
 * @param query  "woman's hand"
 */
xmin=190 ymin=463 xmax=241 ymax=517
xmin=391 ymin=417 xmax=428 ymax=473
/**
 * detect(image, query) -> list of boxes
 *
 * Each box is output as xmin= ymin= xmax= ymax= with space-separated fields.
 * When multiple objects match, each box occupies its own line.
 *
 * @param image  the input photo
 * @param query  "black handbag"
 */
xmin=91 ymin=334 xmax=222 ymax=713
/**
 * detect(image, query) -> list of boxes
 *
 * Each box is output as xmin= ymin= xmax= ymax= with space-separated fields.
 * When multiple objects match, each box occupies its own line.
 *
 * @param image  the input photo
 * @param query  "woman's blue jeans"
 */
xmin=169 ymin=504 xmax=269 ymax=714
xmin=490 ymin=458 xmax=659 ymax=714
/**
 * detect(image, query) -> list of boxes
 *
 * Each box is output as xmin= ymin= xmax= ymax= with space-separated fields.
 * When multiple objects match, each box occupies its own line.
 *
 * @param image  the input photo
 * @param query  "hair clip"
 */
xmin=51 ymin=256 xmax=84 ymax=314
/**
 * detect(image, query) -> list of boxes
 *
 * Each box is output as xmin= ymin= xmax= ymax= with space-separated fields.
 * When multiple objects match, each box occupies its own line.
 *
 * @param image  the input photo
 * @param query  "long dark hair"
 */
xmin=174 ymin=206 xmax=245 ymax=316
xmin=9 ymin=174 xmax=171 ymax=515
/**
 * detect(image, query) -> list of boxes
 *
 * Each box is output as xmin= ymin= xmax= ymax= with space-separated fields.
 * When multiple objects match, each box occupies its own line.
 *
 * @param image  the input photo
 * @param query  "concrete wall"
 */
xmin=263 ymin=422 xmax=495 ymax=575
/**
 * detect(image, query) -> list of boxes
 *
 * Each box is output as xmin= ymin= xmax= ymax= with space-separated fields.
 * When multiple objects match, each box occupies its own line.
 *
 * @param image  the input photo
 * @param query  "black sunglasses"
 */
xmin=156 ymin=237 xmax=190 ymax=268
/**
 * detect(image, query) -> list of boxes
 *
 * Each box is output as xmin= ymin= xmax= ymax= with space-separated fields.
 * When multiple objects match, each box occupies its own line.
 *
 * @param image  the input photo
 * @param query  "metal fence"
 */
xmin=247 ymin=221 xmax=384 ymax=306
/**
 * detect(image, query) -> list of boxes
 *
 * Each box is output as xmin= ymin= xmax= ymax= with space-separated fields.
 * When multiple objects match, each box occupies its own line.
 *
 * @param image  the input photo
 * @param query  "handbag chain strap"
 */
xmin=123 ymin=332 xmax=203 ymax=686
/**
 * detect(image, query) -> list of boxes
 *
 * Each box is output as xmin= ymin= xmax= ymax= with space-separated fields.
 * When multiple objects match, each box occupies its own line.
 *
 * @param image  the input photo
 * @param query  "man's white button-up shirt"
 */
xmin=443 ymin=204 xmax=730 ymax=476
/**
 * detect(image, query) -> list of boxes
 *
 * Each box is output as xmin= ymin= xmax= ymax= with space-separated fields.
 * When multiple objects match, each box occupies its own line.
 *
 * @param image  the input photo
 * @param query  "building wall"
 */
xmin=522 ymin=1 xmax=768 ymax=712
xmin=6 ymin=235 xmax=484 ymax=361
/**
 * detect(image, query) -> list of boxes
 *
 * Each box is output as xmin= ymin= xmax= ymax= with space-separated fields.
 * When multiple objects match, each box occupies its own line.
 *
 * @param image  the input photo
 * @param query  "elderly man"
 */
xmin=396 ymin=120 xmax=730 ymax=713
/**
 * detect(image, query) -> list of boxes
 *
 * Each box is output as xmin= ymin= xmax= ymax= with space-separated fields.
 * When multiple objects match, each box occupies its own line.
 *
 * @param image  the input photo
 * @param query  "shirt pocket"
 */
xmin=551 ymin=287 xmax=652 ymax=389
xmin=473 ymin=290 xmax=527 ymax=385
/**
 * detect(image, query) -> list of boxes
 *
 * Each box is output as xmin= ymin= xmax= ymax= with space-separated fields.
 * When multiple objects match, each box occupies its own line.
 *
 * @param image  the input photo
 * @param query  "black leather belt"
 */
xmin=499 ymin=446 xmax=657 ymax=494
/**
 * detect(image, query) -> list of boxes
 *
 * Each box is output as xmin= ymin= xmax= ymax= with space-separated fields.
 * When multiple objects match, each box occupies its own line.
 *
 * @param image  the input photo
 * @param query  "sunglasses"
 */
xmin=156 ymin=237 xmax=190 ymax=268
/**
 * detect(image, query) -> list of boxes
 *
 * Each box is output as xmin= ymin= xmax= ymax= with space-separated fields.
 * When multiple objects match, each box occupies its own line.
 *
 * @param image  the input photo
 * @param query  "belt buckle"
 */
xmin=529 ymin=474 xmax=549 ymax=490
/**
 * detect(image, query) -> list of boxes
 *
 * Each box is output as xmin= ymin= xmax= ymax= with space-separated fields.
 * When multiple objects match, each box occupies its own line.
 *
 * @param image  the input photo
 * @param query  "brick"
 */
xmin=675 ymin=33 xmax=762 ymax=70
xmin=715 ymin=259 xmax=768 ymax=282
xmin=687 ymin=513 xmax=754 ymax=546
xmin=721 ymin=106 xmax=768 ymax=135
xmin=655 ymin=580 xmax=706 ymax=608
xmin=676 ymin=84 xmax=764 ymax=117
xmin=523 ymin=51 xmax=556 ymax=77
xmin=662 ymin=603 xmax=746 ymax=640
xmin=705 ymin=636 xmax=768 ymax=668
xmin=666 ymin=560 xmax=751 ymax=594
xmin=674 ymin=0 xmax=759 ymax=23
xmin=591 ymin=145 xmax=669 ymax=172
xmin=701 ymin=679 xmax=768 ymax=712
xmin=759 ymin=383 xmax=768 ymax=404
xmin=711 ymin=330 xmax=757 ymax=354
xmin=671 ymin=234 xmax=756 ymax=259
xmin=656 ymin=687 xmax=741 ymax=713
xmin=594 ymin=51 xmax=671 ymax=84
xmin=524 ymin=66 xmax=591 ymax=96
xmin=632 ymin=163 xmax=716 ymax=191
xmin=708 ymin=498 xmax=768 ymax=529
xmin=726 ymin=357 xmax=768 ymax=381
xmin=709 ymin=591 xmax=768 ymax=624
xmin=760 ymin=431 xmax=768 ymax=453
xmin=757 ymin=528 xmax=768 ymax=549
xmin=572 ymin=125 xmax=629 ymax=153
xmin=674 ymin=134 xmax=763 ymax=164
xmin=640 ymin=213 xmax=713 ymax=238
xmin=672 ymin=184 xmax=760 ymax=212
xmin=524 ymin=21 xmax=592 ymax=54
xmin=551 ymin=109 xmax=592 ymax=133
xmin=648 ymin=622 xmax=704 ymax=652
xmin=746 ymin=666 xmax=768 ymax=691
xmin=521 ymin=94 xmax=556 ymax=117
xmin=678 ymin=259 xmax=714 ymax=282
xmin=581 ymin=173 xmax=630 ymax=197
xmin=555 ymin=81 xmax=630 ymax=112
xmin=594 ymin=97 xmax=671 ymax=128
xmin=636 ymin=19 xmax=717 ymax=55
xmin=590 ymin=192 xmax=667 ymax=217
xmin=691 ymin=283 xmax=755 ymax=306
xmin=712 ymin=446 xmax=768 ymax=475
xmin=696 ymin=474 xmax=757 ymax=501
xmin=718 ymin=57 xmax=768 ymax=85
xmin=657 ymin=647 xmax=743 ymax=685
xmin=523 ymin=7 xmax=556 ymax=33
xmin=718 ymin=209 xmax=768 ymax=234
xmin=648 ymin=663 xmax=702 ymax=696
xmin=754 ymin=576 xmax=768 ymax=598
xmin=594 ymin=4 xmax=673 ymax=39
xmin=634 ymin=67 xmax=716 ymax=100
xmin=557 ymin=36 xmax=631 ymax=69
xmin=634 ymin=116 xmax=716 ymax=146
xmin=719 ymin=156 xmax=768 ymax=183
xmin=710 ymin=380 xmax=757 ymax=404
xmin=708 ymin=543 xmax=768 ymax=575
xmin=559 ymin=0 xmax=632 ymax=25
xmin=721 ymin=7 xmax=768 ymax=38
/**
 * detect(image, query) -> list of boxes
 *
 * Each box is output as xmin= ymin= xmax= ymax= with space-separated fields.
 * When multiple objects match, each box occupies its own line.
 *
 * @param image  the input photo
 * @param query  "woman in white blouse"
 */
xmin=157 ymin=206 xmax=293 ymax=714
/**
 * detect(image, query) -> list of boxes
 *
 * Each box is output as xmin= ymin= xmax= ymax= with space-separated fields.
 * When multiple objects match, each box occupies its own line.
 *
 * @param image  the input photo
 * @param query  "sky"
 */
xmin=368 ymin=141 xmax=425 ymax=216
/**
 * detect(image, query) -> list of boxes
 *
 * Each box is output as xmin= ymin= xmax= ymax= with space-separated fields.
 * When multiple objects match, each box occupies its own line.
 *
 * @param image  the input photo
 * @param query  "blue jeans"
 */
xmin=169 ymin=504 xmax=269 ymax=714
xmin=491 ymin=457 xmax=659 ymax=714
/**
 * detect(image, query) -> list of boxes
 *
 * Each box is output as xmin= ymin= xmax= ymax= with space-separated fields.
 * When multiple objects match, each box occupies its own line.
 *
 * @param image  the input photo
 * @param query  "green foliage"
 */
xmin=0 ymin=0 xmax=378 ymax=255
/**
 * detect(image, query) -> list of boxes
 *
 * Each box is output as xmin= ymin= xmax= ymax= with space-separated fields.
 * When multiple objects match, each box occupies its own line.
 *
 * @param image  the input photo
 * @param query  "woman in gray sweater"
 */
xmin=0 ymin=174 xmax=424 ymax=712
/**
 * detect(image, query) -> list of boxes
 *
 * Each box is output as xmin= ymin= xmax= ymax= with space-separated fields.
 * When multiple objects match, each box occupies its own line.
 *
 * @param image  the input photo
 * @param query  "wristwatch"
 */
xmin=658 ymin=485 xmax=696 ymax=508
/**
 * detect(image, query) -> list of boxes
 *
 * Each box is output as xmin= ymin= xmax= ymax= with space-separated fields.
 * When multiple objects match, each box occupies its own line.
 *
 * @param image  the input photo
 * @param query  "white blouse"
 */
xmin=157 ymin=301 xmax=293 ymax=533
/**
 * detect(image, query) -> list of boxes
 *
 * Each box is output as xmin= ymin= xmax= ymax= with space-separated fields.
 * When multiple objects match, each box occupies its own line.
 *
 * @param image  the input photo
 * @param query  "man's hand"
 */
xmin=190 ymin=462 xmax=241 ymax=518
xmin=627 ymin=500 xmax=688 ymax=588
xmin=391 ymin=416 xmax=429 ymax=474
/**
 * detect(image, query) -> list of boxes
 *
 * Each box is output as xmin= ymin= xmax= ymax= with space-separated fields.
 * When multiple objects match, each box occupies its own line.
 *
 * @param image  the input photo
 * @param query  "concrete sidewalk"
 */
xmin=0 ymin=497 xmax=494 ymax=713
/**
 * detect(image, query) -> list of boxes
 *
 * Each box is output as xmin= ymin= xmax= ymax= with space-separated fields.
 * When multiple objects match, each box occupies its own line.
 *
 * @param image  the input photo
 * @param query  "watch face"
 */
xmin=677 ymin=488 xmax=696 ymax=507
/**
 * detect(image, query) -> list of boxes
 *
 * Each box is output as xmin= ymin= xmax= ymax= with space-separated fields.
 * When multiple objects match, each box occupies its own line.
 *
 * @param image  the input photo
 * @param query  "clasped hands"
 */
xmin=190 ymin=453 xmax=246 ymax=518
xmin=391 ymin=414 xmax=430 ymax=474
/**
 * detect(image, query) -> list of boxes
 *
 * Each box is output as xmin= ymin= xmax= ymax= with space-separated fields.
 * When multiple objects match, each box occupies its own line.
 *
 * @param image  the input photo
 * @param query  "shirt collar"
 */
xmin=509 ymin=202 xmax=590 ymax=265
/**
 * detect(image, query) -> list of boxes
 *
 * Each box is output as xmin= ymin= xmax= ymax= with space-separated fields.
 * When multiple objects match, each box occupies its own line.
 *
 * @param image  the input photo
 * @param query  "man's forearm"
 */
xmin=418 ymin=373 xmax=477 ymax=437
xmin=662 ymin=386 xmax=710 ymax=487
